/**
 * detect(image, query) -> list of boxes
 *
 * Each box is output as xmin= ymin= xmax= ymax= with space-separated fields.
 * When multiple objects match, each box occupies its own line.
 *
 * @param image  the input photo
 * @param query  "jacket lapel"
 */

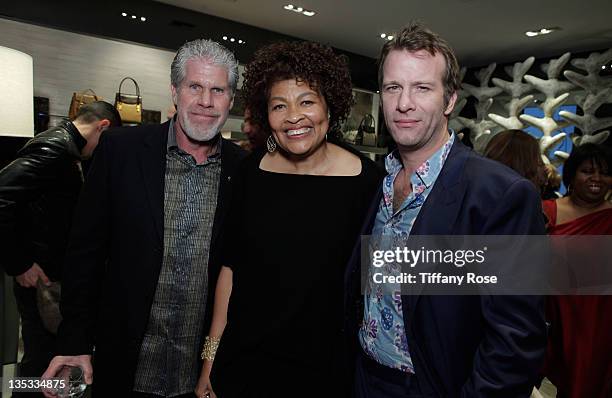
xmin=140 ymin=122 xmax=169 ymax=244
xmin=403 ymin=139 xmax=471 ymax=322
xmin=210 ymin=140 xmax=245 ymax=250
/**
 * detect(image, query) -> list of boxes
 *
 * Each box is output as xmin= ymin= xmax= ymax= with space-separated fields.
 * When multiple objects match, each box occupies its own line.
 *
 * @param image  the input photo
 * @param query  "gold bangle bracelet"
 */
xmin=201 ymin=336 xmax=221 ymax=361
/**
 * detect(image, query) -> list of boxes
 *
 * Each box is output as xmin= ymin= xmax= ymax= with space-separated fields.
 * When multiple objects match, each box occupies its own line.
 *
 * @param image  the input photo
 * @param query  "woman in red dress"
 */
xmin=542 ymin=143 xmax=612 ymax=398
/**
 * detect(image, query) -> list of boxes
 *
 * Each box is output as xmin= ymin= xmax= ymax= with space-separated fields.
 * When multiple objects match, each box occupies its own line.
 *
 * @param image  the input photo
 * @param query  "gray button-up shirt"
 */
xmin=133 ymin=119 xmax=221 ymax=396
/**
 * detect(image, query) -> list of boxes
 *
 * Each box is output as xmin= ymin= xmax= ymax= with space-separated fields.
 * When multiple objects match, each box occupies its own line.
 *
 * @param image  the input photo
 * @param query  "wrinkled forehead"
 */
xmin=183 ymin=58 xmax=230 ymax=82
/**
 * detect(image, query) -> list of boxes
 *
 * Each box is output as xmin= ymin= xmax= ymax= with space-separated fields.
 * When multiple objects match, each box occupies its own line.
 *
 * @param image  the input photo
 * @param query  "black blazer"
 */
xmin=56 ymin=121 xmax=246 ymax=396
xmin=345 ymin=139 xmax=547 ymax=398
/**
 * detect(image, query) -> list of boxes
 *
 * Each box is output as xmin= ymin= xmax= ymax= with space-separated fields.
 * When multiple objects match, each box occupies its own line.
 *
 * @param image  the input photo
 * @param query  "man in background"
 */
xmin=240 ymin=108 xmax=266 ymax=151
xmin=0 ymin=101 xmax=121 ymax=396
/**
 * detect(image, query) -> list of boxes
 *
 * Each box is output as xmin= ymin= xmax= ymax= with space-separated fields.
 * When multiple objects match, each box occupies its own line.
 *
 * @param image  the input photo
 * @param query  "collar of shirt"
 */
xmin=385 ymin=132 xmax=455 ymax=186
xmin=381 ymin=131 xmax=455 ymax=217
xmin=65 ymin=121 xmax=87 ymax=155
xmin=167 ymin=116 xmax=222 ymax=162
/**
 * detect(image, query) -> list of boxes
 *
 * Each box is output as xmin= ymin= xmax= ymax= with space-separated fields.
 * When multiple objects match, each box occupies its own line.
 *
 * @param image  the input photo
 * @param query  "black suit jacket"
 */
xmin=345 ymin=138 xmax=547 ymax=397
xmin=56 ymin=121 xmax=246 ymax=395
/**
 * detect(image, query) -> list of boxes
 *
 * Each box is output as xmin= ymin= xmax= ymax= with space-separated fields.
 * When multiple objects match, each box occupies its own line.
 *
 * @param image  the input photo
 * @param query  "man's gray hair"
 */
xmin=170 ymin=39 xmax=239 ymax=94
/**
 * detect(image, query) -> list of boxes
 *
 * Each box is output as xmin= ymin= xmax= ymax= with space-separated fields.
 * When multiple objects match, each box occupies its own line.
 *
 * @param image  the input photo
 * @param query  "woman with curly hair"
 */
xmin=194 ymin=41 xmax=383 ymax=398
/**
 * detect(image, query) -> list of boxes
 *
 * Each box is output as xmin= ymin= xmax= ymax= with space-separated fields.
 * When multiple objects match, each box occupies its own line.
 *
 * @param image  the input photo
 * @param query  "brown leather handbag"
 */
xmin=115 ymin=77 xmax=142 ymax=124
xmin=68 ymin=89 xmax=101 ymax=120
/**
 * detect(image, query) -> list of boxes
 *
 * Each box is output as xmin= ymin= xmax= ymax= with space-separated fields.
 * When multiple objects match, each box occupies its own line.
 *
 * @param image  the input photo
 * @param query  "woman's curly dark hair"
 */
xmin=241 ymin=41 xmax=354 ymax=139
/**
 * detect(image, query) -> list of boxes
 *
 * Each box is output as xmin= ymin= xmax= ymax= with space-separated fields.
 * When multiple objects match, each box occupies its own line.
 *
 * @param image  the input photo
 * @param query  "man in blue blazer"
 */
xmin=346 ymin=22 xmax=547 ymax=397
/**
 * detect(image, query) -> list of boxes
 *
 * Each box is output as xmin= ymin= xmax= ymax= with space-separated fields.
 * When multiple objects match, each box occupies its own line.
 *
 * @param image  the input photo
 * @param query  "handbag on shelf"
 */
xmin=356 ymin=113 xmax=377 ymax=146
xmin=68 ymin=89 xmax=101 ymax=120
xmin=115 ymin=77 xmax=142 ymax=124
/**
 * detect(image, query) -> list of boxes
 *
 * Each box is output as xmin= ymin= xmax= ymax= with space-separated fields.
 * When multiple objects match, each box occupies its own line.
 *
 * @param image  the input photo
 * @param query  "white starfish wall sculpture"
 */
xmin=520 ymin=53 xmax=577 ymax=163
xmin=519 ymin=93 xmax=570 ymax=137
xmin=458 ymin=63 xmax=503 ymax=152
xmin=488 ymin=57 xmax=535 ymax=130
xmin=559 ymin=49 xmax=612 ymax=145
xmin=564 ymin=48 xmax=612 ymax=93
xmin=449 ymin=97 xmax=467 ymax=133
xmin=564 ymin=70 xmax=612 ymax=94
xmin=457 ymin=116 xmax=496 ymax=153
xmin=456 ymin=67 xmax=468 ymax=101
xmin=450 ymin=49 xmax=612 ymax=161
xmin=560 ymin=87 xmax=612 ymax=144
xmin=550 ymin=151 xmax=570 ymax=167
xmin=523 ymin=52 xmax=575 ymax=99
xmin=450 ymin=67 xmax=469 ymax=133
xmin=492 ymin=56 xmax=535 ymax=98
xmin=458 ymin=97 xmax=496 ymax=152
xmin=463 ymin=63 xmax=504 ymax=105
xmin=520 ymin=93 xmax=571 ymax=164
xmin=488 ymin=95 xmax=534 ymax=130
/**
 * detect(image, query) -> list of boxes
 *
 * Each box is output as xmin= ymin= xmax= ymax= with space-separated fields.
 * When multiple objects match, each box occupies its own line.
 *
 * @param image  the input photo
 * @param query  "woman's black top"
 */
xmin=211 ymin=148 xmax=383 ymax=397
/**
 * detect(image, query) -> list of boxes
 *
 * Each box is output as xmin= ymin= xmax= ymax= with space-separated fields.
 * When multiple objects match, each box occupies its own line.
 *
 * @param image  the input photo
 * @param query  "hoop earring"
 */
xmin=266 ymin=135 xmax=277 ymax=153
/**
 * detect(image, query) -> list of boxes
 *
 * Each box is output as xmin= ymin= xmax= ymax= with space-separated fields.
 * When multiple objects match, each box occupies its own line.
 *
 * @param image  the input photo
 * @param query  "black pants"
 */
xmin=12 ymin=281 xmax=56 ymax=398
xmin=354 ymin=350 xmax=433 ymax=398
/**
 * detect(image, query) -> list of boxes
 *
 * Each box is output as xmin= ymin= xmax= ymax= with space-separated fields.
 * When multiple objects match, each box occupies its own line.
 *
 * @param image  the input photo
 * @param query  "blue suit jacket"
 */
xmin=345 ymin=138 xmax=547 ymax=397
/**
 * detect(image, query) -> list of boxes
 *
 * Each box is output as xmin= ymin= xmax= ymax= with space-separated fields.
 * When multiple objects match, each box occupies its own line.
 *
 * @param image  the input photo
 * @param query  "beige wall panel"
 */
xmin=0 ymin=18 xmax=176 ymax=124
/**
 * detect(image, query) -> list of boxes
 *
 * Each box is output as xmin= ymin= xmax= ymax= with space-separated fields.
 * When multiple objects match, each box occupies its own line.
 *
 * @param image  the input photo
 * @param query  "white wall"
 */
xmin=0 ymin=18 xmax=244 ymax=131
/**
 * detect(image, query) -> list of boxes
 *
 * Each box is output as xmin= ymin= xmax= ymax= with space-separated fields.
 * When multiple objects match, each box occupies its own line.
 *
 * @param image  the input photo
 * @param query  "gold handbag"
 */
xmin=115 ymin=77 xmax=142 ymax=124
xmin=68 ymin=89 xmax=101 ymax=120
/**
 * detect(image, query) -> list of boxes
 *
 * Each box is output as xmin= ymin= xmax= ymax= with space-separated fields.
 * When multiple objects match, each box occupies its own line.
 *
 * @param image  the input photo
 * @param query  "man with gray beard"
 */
xmin=42 ymin=39 xmax=246 ymax=397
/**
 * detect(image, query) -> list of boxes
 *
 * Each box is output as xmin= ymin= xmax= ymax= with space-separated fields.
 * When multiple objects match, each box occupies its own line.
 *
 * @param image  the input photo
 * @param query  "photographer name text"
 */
xmin=371 ymin=272 xmax=498 ymax=285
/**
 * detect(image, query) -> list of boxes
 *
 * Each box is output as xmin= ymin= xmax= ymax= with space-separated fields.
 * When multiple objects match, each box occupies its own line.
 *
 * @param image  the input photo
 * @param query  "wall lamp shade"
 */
xmin=0 ymin=46 xmax=34 ymax=137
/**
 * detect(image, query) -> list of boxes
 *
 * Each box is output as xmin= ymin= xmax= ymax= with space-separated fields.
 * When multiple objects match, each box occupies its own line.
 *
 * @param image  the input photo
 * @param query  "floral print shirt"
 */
xmin=358 ymin=133 xmax=455 ymax=373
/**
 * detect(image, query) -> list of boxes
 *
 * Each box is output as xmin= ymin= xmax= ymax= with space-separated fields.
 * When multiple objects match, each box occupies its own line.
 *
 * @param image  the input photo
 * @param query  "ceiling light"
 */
xmin=380 ymin=33 xmax=387 ymax=38
xmin=283 ymin=4 xmax=315 ymax=17
xmin=140 ymin=17 xmax=146 ymax=22
xmin=603 ymin=65 xmax=607 ymax=70
xmin=121 ymin=12 xmax=127 ymax=17
xmin=131 ymin=15 xmax=137 ymax=19
xmin=387 ymin=36 xmax=394 ymax=40
xmin=525 ymin=26 xmax=560 ymax=37
xmin=223 ymin=35 xmax=245 ymax=44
